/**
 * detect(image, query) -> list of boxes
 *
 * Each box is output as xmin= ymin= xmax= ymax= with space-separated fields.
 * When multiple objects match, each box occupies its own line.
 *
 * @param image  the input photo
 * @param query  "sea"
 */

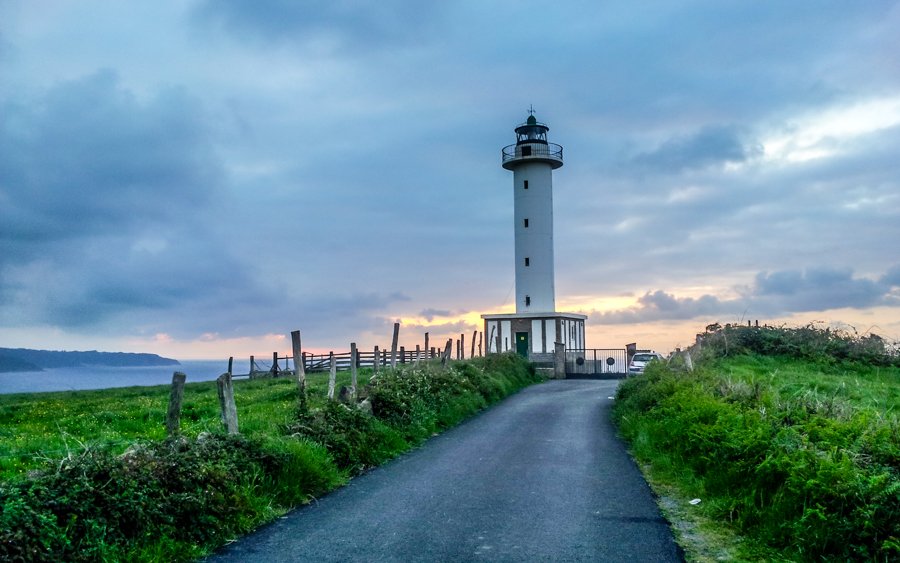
xmin=0 ymin=359 xmax=245 ymax=395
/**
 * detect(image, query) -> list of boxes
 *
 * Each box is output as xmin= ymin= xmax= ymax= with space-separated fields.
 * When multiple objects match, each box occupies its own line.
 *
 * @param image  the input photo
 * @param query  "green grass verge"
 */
xmin=613 ymin=325 xmax=900 ymax=562
xmin=0 ymin=353 xmax=539 ymax=561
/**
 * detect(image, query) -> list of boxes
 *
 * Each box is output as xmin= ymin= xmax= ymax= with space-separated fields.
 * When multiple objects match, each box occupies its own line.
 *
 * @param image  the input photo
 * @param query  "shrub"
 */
xmin=0 ymin=434 xmax=340 ymax=562
xmin=613 ymin=330 xmax=900 ymax=561
xmin=698 ymin=323 xmax=899 ymax=367
xmin=288 ymin=400 xmax=407 ymax=474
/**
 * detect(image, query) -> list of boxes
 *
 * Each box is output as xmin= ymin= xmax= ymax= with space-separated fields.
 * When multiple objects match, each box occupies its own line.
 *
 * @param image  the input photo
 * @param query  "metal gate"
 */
xmin=565 ymin=349 xmax=627 ymax=378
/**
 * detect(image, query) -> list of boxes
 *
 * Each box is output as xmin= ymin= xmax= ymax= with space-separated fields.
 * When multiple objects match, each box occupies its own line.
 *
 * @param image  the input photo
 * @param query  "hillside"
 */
xmin=613 ymin=324 xmax=900 ymax=561
xmin=0 ymin=354 xmax=538 ymax=562
xmin=0 ymin=347 xmax=179 ymax=371
xmin=0 ymin=354 xmax=43 ymax=373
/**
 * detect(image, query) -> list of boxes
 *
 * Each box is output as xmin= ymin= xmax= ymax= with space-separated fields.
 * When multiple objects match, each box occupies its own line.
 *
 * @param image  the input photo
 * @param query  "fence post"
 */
xmin=424 ymin=332 xmax=429 ymax=359
xmin=216 ymin=372 xmax=239 ymax=434
xmin=554 ymin=342 xmax=566 ymax=379
xmin=373 ymin=346 xmax=380 ymax=374
xmin=350 ymin=342 xmax=358 ymax=400
xmin=471 ymin=331 xmax=477 ymax=358
xmin=227 ymin=356 xmax=233 ymax=375
xmin=460 ymin=333 xmax=465 ymax=360
xmin=327 ymin=352 xmax=337 ymax=400
xmin=291 ymin=331 xmax=306 ymax=410
xmin=250 ymin=355 xmax=256 ymax=374
xmin=271 ymin=352 xmax=279 ymax=376
xmin=415 ymin=344 xmax=421 ymax=363
xmin=478 ymin=331 xmax=483 ymax=357
xmin=683 ymin=350 xmax=694 ymax=372
xmin=166 ymin=372 xmax=186 ymax=436
xmin=441 ymin=339 xmax=453 ymax=367
xmin=400 ymin=346 xmax=406 ymax=364
xmin=390 ymin=322 xmax=400 ymax=368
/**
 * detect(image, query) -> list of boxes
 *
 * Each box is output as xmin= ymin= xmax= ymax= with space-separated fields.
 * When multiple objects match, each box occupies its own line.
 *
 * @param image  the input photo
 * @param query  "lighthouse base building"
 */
xmin=482 ymin=312 xmax=586 ymax=362
xmin=481 ymin=112 xmax=587 ymax=367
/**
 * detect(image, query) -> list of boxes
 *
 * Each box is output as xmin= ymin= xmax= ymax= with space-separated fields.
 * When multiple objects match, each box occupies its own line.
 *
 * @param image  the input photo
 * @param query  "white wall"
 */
xmin=512 ymin=161 xmax=556 ymax=313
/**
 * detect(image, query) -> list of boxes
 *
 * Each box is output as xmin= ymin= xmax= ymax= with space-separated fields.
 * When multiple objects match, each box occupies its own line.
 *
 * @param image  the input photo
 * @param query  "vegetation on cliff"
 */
xmin=613 ymin=324 xmax=900 ymax=561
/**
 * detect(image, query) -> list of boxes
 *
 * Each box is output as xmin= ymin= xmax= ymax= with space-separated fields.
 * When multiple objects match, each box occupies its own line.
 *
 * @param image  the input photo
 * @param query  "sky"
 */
xmin=1 ymin=1 xmax=899 ymax=360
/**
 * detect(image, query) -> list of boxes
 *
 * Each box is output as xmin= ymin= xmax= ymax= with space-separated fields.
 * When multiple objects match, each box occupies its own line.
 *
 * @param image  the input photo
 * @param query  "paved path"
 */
xmin=207 ymin=379 xmax=682 ymax=562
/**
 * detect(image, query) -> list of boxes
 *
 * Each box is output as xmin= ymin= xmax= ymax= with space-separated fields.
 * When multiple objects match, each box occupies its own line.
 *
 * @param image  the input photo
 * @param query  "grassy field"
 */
xmin=613 ymin=325 xmax=900 ymax=561
xmin=0 ymin=354 xmax=539 ymax=561
xmin=0 ymin=369 xmax=360 ymax=480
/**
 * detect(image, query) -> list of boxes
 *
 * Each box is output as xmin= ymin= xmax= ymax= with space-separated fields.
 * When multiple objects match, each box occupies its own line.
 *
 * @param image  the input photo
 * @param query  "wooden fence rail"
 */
xmin=230 ymin=327 xmax=485 ymax=379
xmin=234 ymin=348 xmax=448 ymax=378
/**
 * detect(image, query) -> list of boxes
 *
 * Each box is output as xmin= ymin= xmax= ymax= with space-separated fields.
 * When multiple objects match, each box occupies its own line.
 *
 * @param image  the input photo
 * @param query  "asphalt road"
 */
xmin=207 ymin=379 xmax=683 ymax=562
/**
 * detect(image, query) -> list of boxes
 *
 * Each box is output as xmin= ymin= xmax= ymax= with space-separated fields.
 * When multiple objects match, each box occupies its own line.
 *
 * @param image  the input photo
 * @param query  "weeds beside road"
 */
xmin=613 ymin=324 xmax=900 ymax=561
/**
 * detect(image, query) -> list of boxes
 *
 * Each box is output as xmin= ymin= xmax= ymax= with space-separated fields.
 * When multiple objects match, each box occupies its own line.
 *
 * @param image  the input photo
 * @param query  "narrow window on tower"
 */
xmin=523 ymin=180 xmax=529 ymax=190
xmin=525 ymin=295 xmax=531 ymax=307
xmin=525 ymin=257 xmax=530 ymax=267
xmin=524 ymin=218 xmax=529 ymax=228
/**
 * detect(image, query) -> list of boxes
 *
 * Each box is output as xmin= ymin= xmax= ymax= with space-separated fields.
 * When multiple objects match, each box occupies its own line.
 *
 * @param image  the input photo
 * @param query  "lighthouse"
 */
xmin=503 ymin=113 xmax=562 ymax=313
xmin=482 ymin=112 xmax=586 ymax=362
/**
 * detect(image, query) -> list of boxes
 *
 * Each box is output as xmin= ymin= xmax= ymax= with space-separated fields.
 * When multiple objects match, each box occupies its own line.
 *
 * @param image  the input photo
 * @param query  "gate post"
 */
xmin=554 ymin=341 xmax=566 ymax=379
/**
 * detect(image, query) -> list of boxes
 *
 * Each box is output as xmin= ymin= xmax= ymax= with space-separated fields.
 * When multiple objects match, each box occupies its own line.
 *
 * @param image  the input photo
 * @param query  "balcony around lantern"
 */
xmin=501 ymin=142 xmax=564 ymax=170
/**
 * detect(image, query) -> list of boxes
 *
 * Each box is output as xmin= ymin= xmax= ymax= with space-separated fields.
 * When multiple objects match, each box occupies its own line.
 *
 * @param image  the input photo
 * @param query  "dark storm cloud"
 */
xmin=590 ymin=266 xmax=899 ymax=325
xmin=192 ymin=0 xmax=444 ymax=50
xmin=752 ymin=268 xmax=889 ymax=312
xmin=0 ymin=70 xmax=219 ymax=255
xmin=632 ymin=125 xmax=763 ymax=172
xmin=420 ymin=308 xmax=453 ymax=322
xmin=0 ymin=70 xmax=239 ymax=332
xmin=590 ymin=290 xmax=734 ymax=324
xmin=882 ymin=265 xmax=900 ymax=287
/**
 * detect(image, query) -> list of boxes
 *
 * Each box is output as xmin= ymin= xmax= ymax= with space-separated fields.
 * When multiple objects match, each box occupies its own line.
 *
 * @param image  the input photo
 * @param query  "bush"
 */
xmin=613 ymin=331 xmax=900 ymax=561
xmin=288 ymin=400 xmax=406 ymax=474
xmin=698 ymin=323 xmax=899 ymax=367
xmin=0 ymin=434 xmax=340 ymax=562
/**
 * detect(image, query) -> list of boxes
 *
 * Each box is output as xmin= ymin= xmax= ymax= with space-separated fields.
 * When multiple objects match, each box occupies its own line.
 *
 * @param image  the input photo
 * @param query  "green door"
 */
xmin=515 ymin=332 xmax=529 ymax=357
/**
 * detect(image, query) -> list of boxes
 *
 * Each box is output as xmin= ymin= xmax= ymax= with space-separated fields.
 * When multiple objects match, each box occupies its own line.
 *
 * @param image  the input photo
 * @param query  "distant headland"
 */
xmin=0 ymin=348 xmax=180 ymax=373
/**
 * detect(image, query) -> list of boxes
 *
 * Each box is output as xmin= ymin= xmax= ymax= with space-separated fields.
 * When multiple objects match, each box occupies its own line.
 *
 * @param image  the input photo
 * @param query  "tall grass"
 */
xmin=0 ymin=354 xmax=539 ymax=561
xmin=613 ymin=325 xmax=900 ymax=561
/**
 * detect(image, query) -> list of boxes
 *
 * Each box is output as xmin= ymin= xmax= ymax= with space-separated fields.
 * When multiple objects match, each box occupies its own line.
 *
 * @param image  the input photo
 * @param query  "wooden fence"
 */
xmin=165 ymin=324 xmax=486 ymax=437
xmin=232 ymin=326 xmax=485 ymax=378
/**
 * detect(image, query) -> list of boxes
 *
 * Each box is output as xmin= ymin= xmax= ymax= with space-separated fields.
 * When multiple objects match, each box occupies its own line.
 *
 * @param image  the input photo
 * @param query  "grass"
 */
xmin=613 ymin=324 xmax=900 ymax=562
xmin=0 ymin=354 xmax=539 ymax=561
xmin=0 ymin=366 xmax=376 ymax=480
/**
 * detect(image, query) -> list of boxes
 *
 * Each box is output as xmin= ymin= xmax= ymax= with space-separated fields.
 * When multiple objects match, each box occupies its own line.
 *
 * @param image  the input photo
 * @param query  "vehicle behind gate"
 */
xmin=627 ymin=351 xmax=664 ymax=375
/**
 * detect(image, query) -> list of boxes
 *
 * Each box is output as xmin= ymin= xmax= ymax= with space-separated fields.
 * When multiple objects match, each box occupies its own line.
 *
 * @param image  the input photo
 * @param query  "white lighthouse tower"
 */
xmin=482 ymin=111 xmax=586 ymax=362
xmin=504 ymin=113 xmax=561 ymax=313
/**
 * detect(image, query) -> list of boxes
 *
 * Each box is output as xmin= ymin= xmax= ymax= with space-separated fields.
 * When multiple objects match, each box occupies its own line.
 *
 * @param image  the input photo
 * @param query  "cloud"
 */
xmin=632 ymin=125 xmax=763 ymax=172
xmin=751 ymin=268 xmax=888 ymax=312
xmin=590 ymin=266 xmax=899 ymax=325
xmin=192 ymin=0 xmax=445 ymax=51
xmin=2 ymin=2 xmax=900 ymax=356
xmin=590 ymin=290 xmax=735 ymax=325
xmin=0 ymin=70 xmax=242 ymax=334
xmin=419 ymin=308 xmax=452 ymax=322
xmin=883 ymin=265 xmax=900 ymax=287
xmin=0 ymin=70 xmax=220 ymax=257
